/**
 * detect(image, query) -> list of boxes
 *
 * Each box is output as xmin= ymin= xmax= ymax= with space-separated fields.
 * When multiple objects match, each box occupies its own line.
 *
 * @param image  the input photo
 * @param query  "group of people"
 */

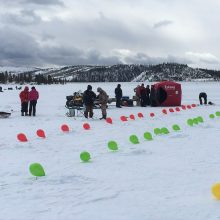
xmin=19 ymin=86 xmax=39 ymax=116
xmin=83 ymin=85 xmax=108 ymax=120
xmin=82 ymin=83 xmax=153 ymax=120
xmin=82 ymin=84 xmax=124 ymax=119
xmin=134 ymin=84 xmax=151 ymax=107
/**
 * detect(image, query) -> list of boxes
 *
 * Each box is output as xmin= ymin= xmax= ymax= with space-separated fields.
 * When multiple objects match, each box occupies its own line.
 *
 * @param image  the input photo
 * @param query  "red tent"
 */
xmin=150 ymin=81 xmax=182 ymax=107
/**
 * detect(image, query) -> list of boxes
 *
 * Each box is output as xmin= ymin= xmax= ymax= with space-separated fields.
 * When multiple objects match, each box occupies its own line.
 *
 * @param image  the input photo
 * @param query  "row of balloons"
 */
xmin=186 ymin=111 xmax=220 ymax=127
xmin=17 ymin=123 xmax=93 ymax=142
xmin=161 ymin=103 xmax=197 ymax=115
xmin=28 ymin=123 xmax=182 ymax=178
xmin=119 ymin=103 xmax=197 ymax=122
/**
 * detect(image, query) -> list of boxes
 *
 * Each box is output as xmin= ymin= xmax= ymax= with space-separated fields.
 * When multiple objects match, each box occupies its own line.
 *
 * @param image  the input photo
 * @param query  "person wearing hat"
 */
xmin=97 ymin=87 xmax=108 ymax=120
xmin=19 ymin=86 xmax=29 ymax=116
xmin=29 ymin=86 xmax=39 ymax=116
xmin=83 ymin=85 xmax=96 ymax=118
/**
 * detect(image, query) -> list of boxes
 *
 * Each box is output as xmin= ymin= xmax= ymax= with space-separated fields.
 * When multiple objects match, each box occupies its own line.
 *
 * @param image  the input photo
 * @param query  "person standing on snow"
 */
xmin=19 ymin=86 xmax=29 ymax=116
xmin=134 ymin=85 xmax=141 ymax=106
xmin=140 ymin=83 xmax=146 ymax=107
xmin=83 ymin=85 xmax=96 ymax=118
xmin=29 ymin=86 xmax=39 ymax=116
xmin=115 ymin=84 xmax=123 ymax=108
xmin=97 ymin=87 xmax=108 ymax=120
xmin=146 ymin=85 xmax=151 ymax=106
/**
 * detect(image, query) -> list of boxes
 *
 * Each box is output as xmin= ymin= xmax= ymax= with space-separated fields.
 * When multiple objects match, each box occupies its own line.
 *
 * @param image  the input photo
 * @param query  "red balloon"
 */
xmin=191 ymin=104 xmax=196 ymax=108
xmin=120 ymin=116 xmax=128 ymax=121
xmin=162 ymin=109 xmax=167 ymax=114
xmin=150 ymin=113 xmax=155 ymax=117
xmin=175 ymin=107 xmax=180 ymax=112
xmin=129 ymin=114 xmax=135 ymax=120
xmin=61 ymin=124 xmax=70 ymax=132
xmin=169 ymin=108 xmax=174 ymax=113
xmin=36 ymin=129 xmax=46 ymax=138
xmin=106 ymin=117 xmax=113 ymax=124
xmin=187 ymin=105 xmax=191 ymax=109
xmin=137 ymin=112 xmax=144 ymax=118
xmin=83 ymin=123 xmax=90 ymax=130
xmin=17 ymin=133 xmax=28 ymax=142
xmin=181 ymin=105 xmax=186 ymax=110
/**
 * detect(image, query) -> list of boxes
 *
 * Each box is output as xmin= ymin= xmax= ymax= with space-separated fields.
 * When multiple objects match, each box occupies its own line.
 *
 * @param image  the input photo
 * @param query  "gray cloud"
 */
xmin=0 ymin=24 xmax=210 ymax=68
xmin=22 ymin=0 xmax=64 ymax=6
xmin=0 ymin=0 xmax=219 ymax=69
xmin=0 ymin=0 xmax=64 ymax=7
xmin=153 ymin=20 xmax=173 ymax=29
xmin=3 ymin=10 xmax=42 ymax=26
xmin=0 ymin=28 xmax=40 ymax=66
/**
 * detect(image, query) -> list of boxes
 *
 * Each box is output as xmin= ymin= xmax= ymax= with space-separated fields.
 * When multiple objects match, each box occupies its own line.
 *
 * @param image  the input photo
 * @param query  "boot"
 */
xmin=99 ymin=114 xmax=107 ymax=120
xmin=89 ymin=112 xmax=93 ymax=118
xmin=21 ymin=112 xmax=24 ymax=116
xmin=84 ymin=112 xmax=88 ymax=119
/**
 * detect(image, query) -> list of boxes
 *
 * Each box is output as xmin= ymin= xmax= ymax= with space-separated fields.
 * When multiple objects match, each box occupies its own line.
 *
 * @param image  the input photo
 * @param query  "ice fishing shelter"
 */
xmin=150 ymin=81 xmax=182 ymax=107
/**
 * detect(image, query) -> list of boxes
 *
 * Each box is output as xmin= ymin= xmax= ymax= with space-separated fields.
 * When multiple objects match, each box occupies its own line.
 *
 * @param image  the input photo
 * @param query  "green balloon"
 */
xmin=193 ymin=118 xmax=198 ymax=125
xmin=187 ymin=119 xmax=194 ymax=126
xmin=209 ymin=114 xmax=215 ymax=119
xmin=172 ymin=124 xmax=181 ymax=131
xmin=197 ymin=116 xmax=204 ymax=123
xmin=154 ymin=128 xmax=161 ymax=135
xmin=215 ymin=111 xmax=220 ymax=117
xmin=129 ymin=135 xmax=139 ymax=144
xmin=29 ymin=163 xmax=45 ymax=177
xmin=161 ymin=127 xmax=170 ymax=134
xmin=143 ymin=132 xmax=153 ymax=141
xmin=108 ymin=141 xmax=118 ymax=151
xmin=80 ymin=151 xmax=91 ymax=162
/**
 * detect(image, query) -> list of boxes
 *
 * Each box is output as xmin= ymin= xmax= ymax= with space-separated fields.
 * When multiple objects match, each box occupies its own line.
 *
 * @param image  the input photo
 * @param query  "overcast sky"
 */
xmin=0 ymin=0 xmax=220 ymax=69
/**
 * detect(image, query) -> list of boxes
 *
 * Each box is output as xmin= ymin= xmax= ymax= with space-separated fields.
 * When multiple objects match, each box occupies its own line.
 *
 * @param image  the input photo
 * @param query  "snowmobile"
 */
xmin=65 ymin=91 xmax=102 ymax=117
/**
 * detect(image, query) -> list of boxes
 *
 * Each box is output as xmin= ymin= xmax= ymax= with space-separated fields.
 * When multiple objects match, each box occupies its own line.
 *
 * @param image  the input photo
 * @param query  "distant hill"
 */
xmin=1 ymin=63 xmax=220 ymax=83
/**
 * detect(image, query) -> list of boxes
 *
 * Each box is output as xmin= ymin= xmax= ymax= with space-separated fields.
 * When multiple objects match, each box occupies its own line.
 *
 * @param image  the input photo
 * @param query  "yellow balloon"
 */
xmin=212 ymin=183 xmax=220 ymax=199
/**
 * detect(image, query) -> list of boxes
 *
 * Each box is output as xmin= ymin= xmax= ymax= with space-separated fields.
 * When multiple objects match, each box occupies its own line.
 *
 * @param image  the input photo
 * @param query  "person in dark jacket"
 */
xmin=19 ymin=86 xmax=29 ymax=116
xmin=150 ymin=85 xmax=157 ymax=107
xmin=146 ymin=85 xmax=151 ymax=106
xmin=115 ymin=84 xmax=122 ymax=108
xmin=29 ymin=86 xmax=39 ymax=116
xmin=199 ymin=92 xmax=207 ymax=105
xmin=83 ymin=85 xmax=96 ymax=118
xmin=140 ymin=83 xmax=146 ymax=107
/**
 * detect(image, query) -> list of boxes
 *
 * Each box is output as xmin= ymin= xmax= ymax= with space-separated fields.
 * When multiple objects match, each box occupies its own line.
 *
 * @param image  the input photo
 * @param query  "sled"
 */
xmin=65 ymin=105 xmax=85 ymax=117
xmin=0 ymin=112 xmax=11 ymax=118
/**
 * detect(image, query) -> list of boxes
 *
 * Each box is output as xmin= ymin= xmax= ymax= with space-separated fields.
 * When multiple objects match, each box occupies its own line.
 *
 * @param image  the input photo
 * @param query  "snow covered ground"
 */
xmin=1 ymin=82 xmax=220 ymax=220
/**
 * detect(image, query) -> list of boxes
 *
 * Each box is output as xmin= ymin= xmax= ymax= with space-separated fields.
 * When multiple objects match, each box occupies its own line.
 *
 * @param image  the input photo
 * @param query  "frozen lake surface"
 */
xmin=0 ymin=82 xmax=220 ymax=220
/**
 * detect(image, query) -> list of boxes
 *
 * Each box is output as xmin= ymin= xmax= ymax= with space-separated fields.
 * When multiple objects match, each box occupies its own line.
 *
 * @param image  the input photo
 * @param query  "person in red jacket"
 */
xmin=29 ymin=86 xmax=39 ymax=116
xmin=19 ymin=86 xmax=29 ymax=116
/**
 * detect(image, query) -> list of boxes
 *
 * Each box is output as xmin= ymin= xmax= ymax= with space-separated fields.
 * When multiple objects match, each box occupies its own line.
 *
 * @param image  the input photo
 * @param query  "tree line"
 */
xmin=0 ymin=71 xmax=66 ymax=84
